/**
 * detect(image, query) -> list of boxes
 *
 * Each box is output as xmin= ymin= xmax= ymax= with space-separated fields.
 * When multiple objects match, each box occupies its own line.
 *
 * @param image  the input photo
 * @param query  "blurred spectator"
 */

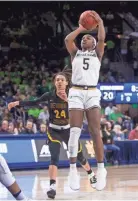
xmin=113 ymin=125 xmax=125 ymax=141
xmin=117 ymin=74 xmax=125 ymax=83
xmin=122 ymin=119 xmax=133 ymax=134
xmin=0 ymin=120 xmax=10 ymax=134
xmin=101 ymin=12 xmax=106 ymax=19
xmin=37 ymin=123 xmax=47 ymax=134
xmin=28 ymin=117 xmax=37 ymax=134
xmin=104 ymin=103 xmax=114 ymax=118
xmin=37 ymin=79 xmax=50 ymax=95
xmin=106 ymin=39 xmax=115 ymax=61
xmin=16 ymin=118 xmax=25 ymax=133
xmin=107 ymin=71 xmax=117 ymax=83
xmin=8 ymin=122 xmax=18 ymax=135
xmin=106 ymin=11 xmax=114 ymax=20
xmin=1 ymin=108 xmax=12 ymax=121
xmin=38 ymin=106 xmax=49 ymax=124
xmin=128 ymin=125 xmax=138 ymax=140
xmin=115 ymin=117 xmax=123 ymax=127
xmin=28 ymin=107 xmax=40 ymax=119
xmin=109 ymin=107 xmax=123 ymax=122
xmin=20 ymin=120 xmax=35 ymax=134
xmin=115 ymin=116 xmax=130 ymax=138
xmin=102 ymin=54 xmax=110 ymax=69
xmin=10 ymin=38 xmax=20 ymax=49
xmin=14 ymin=107 xmax=28 ymax=125
xmin=101 ymin=121 xmax=120 ymax=165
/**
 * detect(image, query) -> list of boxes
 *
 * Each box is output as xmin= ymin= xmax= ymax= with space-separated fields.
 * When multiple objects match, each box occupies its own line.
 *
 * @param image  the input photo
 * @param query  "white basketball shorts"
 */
xmin=68 ymin=87 xmax=101 ymax=110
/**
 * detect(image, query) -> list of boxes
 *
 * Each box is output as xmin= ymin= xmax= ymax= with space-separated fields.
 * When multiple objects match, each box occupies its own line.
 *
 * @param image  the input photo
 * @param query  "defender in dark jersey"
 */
xmin=8 ymin=70 xmax=96 ymax=199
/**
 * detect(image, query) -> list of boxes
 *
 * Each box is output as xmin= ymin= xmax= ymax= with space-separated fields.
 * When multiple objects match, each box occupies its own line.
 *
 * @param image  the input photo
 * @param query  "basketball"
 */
xmin=79 ymin=10 xmax=98 ymax=30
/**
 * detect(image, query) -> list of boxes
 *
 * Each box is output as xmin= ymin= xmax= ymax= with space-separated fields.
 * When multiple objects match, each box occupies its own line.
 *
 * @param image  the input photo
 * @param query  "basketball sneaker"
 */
xmin=68 ymin=169 xmax=80 ymax=190
xmin=95 ymin=168 xmax=107 ymax=191
xmin=88 ymin=172 xmax=97 ymax=188
xmin=47 ymin=183 xmax=56 ymax=199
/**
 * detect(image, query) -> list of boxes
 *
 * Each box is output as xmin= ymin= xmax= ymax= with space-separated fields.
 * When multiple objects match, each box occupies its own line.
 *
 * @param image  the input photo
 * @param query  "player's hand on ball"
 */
xmin=79 ymin=24 xmax=87 ymax=32
xmin=90 ymin=11 xmax=103 ymax=25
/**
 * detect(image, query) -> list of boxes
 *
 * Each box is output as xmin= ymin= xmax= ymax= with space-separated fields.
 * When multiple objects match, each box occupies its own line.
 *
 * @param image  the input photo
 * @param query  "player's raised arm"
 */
xmin=92 ymin=11 xmax=105 ymax=61
xmin=64 ymin=25 xmax=86 ymax=59
xmin=8 ymin=92 xmax=49 ymax=111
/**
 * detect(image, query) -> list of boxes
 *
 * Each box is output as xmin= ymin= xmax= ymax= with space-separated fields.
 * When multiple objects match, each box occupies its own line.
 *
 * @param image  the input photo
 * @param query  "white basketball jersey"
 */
xmin=72 ymin=50 xmax=101 ymax=86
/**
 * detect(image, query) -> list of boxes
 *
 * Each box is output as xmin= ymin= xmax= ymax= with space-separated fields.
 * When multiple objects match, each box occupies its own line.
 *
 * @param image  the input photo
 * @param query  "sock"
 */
xmin=13 ymin=190 xmax=26 ymax=200
xmin=70 ymin=163 xmax=76 ymax=168
xmin=70 ymin=163 xmax=77 ymax=171
xmin=87 ymin=169 xmax=92 ymax=175
xmin=97 ymin=162 xmax=104 ymax=169
xmin=50 ymin=179 xmax=56 ymax=186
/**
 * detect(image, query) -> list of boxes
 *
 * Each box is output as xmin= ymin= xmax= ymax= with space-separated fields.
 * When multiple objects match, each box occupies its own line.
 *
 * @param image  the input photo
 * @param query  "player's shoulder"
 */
xmin=43 ymin=91 xmax=50 ymax=97
xmin=77 ymin=49 xmax=82 ymax=53
xmin=48 ymin=90 xmax=56 ymax=98
xmin=41 ymin=91 xmax=52 ymax=100
xmin=74 ymin=49 xmax=82 ymax=54
xmin=73 ymin=49 xmax=83 ymax=57
xmin=41 ymin=91 xmax=55 ymax=102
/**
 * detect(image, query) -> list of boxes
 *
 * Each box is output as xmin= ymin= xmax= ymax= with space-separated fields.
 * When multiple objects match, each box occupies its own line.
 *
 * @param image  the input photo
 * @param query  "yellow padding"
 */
xmin=78 ymin=142 xmax=82 ymax=153
xmin=47 ymin=131 xmax=61 ymax=144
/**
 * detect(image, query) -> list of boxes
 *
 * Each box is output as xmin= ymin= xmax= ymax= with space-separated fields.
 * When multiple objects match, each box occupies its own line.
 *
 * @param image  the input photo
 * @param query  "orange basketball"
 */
xmin=79 ymin=10 xmax=98 ymax=30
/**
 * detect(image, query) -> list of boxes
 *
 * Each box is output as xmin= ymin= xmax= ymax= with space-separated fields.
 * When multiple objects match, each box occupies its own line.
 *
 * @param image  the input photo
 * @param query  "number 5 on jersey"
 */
xmin=83 ymin=58 xmax=90 ymax=70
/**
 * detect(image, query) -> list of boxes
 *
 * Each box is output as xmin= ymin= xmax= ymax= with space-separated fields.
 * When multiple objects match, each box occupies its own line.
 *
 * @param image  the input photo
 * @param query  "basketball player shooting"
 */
xmin=64 ymin=10 xmax=107 ymax=191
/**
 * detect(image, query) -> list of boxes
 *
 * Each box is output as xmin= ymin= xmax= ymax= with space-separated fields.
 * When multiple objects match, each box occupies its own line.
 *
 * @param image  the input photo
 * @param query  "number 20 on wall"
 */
xmin=103 ymin=92 xmax=114 ymax=100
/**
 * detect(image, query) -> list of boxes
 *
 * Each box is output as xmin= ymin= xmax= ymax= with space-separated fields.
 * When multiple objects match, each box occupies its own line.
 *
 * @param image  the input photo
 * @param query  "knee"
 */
xmin=0 ymin=155 xmax=15 ymax=187
xmin=68 ymin=127 xmax=81 ymax=146
xmin=50 ymin=153 xmax=59 ymax=167
xmin=49 ymin=142 xmax=60 ymax=167
xmin=68 ymin=127 xmax=81 ymax=157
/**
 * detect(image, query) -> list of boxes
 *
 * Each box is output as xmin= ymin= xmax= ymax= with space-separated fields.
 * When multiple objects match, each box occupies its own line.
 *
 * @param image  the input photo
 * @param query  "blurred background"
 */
xmin=0 ymin=1 xmax=138 ymax=166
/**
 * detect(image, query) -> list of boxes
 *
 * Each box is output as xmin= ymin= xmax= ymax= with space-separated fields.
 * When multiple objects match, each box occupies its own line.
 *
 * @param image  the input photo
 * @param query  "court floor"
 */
xmin=0 ymin=165 xmax=138 ymax=200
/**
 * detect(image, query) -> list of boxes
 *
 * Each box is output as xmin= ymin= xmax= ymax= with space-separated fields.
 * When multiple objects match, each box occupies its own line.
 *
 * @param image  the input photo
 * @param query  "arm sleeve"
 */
xmin=19 ymin=92 xmax=49 ymax=107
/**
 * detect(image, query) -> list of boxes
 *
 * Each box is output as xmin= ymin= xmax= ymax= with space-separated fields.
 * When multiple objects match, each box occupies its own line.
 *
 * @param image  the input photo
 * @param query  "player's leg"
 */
xmin=67 ymin=88 xmax=84 ymax=190
xmin=47 ymin=136 xmax=61 ymax=199
xmin=77 ymin=142 xmax=97 ymax=188
xmin=68 ymin=110 xmax=84 ymax=190
xmin=85 ymin=91 xmax=107 ymax=191
xmin=63 ymin=129 xmax=96 ymax=189
xmin=0 ymin=154 xmax=28 ymax=200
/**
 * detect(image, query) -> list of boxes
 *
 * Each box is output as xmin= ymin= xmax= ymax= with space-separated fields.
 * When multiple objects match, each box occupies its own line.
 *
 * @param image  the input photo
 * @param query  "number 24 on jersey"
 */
xmin=54 ymin=110 xmax=66 ymax=119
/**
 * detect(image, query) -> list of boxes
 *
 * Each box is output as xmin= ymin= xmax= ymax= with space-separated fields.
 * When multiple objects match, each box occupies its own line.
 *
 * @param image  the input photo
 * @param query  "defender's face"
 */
xmin=54 ymin=75 xmax=68 ymax=90
xmin=81 ymin=34 xmax=96 ymax=50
